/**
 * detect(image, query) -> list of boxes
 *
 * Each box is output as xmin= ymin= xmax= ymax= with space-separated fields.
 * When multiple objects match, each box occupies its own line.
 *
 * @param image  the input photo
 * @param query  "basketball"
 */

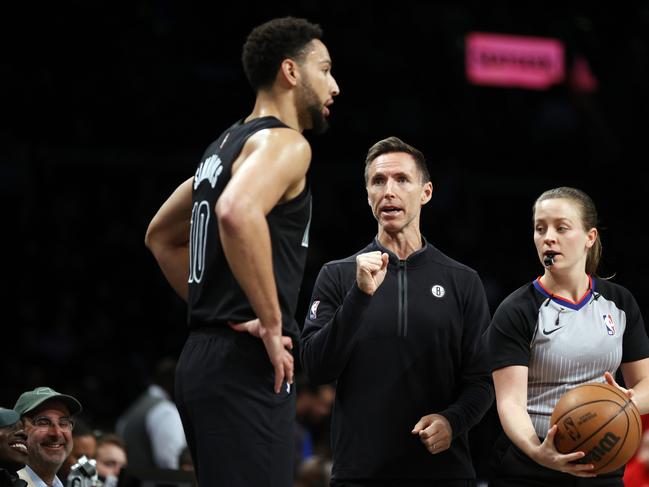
xmin=550 ymin=382 xmax=642 ymax=474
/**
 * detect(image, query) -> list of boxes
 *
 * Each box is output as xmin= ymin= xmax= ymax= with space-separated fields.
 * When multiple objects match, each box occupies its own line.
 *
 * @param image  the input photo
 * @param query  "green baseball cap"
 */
xmin=0 ymin=408 xmax=20 ymax=428
xmin=14 ymin=387 xmax=82 ymax=416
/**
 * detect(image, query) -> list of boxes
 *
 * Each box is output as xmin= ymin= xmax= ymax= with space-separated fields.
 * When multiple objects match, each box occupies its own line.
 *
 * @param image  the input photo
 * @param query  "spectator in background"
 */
xmin=116 ymin=357 xmax=186 ymax=469
xmin=294 ymin=455 xmax=332 ymax=487
xmin=95 ymin=434 xmax=127 ymax=484
xmin=294 ymin=374 xmax=334 ymax=473
xmin=178 ymin=447 xmax=193 ymax=473
xmin=57 ymin=418 xmax=96 ymax=481
xmin=0 ymin=408 xmax=28 ymax=487
xmin=624 ymin=428 xmax=649 ymax=487
xmin=13 ymin=387 xmax=82 ymax=487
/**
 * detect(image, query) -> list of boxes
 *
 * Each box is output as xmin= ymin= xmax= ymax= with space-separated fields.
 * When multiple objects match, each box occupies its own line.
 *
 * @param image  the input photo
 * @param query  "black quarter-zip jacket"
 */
xmin=300 ymin=238 xmax=493 ymax=481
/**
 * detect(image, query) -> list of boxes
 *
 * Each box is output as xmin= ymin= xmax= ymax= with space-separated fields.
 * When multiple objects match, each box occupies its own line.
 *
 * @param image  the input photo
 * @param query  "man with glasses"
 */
xmin=13 ymin=387 xmax=82 ymax=487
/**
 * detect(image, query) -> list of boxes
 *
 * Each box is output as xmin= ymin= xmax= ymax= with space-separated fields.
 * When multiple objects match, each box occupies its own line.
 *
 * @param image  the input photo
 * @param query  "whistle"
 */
xmin=544 ymin=252 xmax=556 ymax=267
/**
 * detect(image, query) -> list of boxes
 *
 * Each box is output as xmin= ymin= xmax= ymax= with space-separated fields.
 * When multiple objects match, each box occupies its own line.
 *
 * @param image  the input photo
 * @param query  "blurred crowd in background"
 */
xmin=4 ymin=1 xmax=649 ymax=485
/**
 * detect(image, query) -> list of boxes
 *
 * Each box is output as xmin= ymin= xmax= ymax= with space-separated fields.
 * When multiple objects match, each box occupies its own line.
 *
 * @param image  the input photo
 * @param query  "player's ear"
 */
xmin=279 ymin=58 xmax=299 ymax=87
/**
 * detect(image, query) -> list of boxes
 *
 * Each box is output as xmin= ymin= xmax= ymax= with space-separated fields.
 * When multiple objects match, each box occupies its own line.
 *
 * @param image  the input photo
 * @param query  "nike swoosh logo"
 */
xmin=543 ymin=327 xmax=564 ymax=335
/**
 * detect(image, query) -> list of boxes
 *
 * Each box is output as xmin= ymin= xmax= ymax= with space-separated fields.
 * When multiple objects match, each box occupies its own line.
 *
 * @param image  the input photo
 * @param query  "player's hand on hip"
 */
xmin=355 ymin=251 xmax=389 ymax=295
xmin=258 ymin=325 xmax=294 ymax=394
xmin=533 ymin=425 xmax=596 ymax=477
xmin=229 ymin=319 xmax=293 ymax=350
xmin=411 ymin=413 xmax=452 ymax=454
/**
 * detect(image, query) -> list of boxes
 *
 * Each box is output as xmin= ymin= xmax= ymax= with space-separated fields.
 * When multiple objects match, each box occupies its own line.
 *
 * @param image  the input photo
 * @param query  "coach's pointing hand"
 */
xmin=412 ymin=414 xmax=452 ymax=455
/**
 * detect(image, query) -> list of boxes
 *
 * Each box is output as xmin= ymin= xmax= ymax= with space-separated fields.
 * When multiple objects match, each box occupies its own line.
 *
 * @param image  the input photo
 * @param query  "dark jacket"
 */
xmin=300 ymin=238 xmax=494 ymax=481
xmin=0 ymin=469 xmax=25 ymax=487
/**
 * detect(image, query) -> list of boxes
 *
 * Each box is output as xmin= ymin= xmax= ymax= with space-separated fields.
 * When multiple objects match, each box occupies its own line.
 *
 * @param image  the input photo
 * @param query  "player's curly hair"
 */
xmin=242 ymin=17 xmax=323 ymax=91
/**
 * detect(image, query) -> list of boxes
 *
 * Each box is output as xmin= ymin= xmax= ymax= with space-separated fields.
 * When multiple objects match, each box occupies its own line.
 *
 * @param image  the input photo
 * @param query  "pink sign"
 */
xmin=466 ymin=32 xmax=565 ymax=90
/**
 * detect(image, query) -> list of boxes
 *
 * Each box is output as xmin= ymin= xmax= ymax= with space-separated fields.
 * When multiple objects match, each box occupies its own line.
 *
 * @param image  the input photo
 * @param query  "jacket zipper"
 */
xmin=398 ymin=260 xmax=408 ymax=336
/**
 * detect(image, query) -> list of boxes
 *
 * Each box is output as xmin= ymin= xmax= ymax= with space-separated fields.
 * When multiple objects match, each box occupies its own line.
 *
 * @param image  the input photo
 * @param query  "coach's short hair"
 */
xmin=364 ymin=136 xmax=430 ymax=184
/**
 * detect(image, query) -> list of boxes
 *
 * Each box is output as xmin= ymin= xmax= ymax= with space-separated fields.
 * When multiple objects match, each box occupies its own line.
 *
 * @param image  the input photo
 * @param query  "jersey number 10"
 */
xmin=188 ymin=200 xmax=210 ymax=283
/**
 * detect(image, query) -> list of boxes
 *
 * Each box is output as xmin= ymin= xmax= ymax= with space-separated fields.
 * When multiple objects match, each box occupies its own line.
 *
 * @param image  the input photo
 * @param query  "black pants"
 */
xmin=489 ymin=433 xmax=623 ymax=487
xmin=330 ymin=480 xmax=475 ymax=487
xmin=175 ymin=326 xmax=295 ymax=487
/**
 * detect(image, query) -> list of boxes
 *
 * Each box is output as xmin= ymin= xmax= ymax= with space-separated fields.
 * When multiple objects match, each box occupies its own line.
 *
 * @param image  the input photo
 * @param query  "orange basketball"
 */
xmin=550 ymin=382 xmax=642 ymax=474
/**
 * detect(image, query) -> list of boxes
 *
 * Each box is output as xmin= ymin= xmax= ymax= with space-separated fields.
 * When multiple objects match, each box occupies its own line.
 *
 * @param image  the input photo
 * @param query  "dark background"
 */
xmin=3 ymin=0 xmax=648 ymax=461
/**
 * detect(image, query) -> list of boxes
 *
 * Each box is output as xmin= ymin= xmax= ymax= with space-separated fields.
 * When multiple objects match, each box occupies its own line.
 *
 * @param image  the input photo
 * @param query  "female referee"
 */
xmin=486 ymin=186 xmax=649 ymax=486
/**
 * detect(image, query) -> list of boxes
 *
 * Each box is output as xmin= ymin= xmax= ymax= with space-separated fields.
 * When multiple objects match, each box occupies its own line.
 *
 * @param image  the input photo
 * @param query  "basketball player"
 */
xmin=145 ymin=17 xmax=339 ymax=486
xmin=486 ymin=187 xmax=649 ymax=486
xmin=301 ymin=137 xmax=493 ymax=486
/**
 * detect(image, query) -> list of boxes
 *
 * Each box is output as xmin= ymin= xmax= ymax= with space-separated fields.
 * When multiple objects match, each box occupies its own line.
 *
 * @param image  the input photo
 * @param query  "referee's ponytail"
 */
xmin=586 ymin=235 xmax=602 ymax=277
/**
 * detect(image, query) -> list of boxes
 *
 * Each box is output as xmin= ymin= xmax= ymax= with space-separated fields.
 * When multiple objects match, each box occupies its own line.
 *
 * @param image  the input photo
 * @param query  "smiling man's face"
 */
xmin=23 ymin=401 xmax=73 ymax=475
xmin=0 ymin=418 xmax=28 ymax=471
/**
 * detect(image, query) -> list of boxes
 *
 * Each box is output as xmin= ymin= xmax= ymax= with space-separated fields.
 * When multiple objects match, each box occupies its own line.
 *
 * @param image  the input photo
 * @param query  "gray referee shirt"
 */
xmin=487 ymin=277 xmax=649 ymax=437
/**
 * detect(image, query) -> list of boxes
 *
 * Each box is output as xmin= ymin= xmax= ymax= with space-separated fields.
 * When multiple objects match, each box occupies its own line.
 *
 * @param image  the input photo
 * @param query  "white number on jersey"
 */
xmin=188 ymin=200 xmax=210 ymax=283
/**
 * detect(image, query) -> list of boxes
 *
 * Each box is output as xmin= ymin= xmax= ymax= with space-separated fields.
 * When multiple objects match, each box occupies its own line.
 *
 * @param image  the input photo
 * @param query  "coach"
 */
xmin=301 ymin=136 xmax=494 ymax=487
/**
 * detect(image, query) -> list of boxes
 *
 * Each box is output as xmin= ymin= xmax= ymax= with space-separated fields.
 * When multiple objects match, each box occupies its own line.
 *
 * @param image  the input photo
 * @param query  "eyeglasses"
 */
xmin=27 ymin=416 xmax=75 ymax=432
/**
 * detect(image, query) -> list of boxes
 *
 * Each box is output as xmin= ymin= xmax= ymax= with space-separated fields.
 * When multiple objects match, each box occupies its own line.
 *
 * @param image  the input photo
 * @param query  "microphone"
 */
xmin=544 ymin=252 xmax=557 ymax=267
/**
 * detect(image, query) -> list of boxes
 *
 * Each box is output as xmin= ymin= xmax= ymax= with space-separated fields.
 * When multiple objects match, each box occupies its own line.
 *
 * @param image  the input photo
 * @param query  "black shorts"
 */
xmin=489 ymin=433 xmax=623 ymax=487
xmin=175 ymin=326 xmax=295 ymax=487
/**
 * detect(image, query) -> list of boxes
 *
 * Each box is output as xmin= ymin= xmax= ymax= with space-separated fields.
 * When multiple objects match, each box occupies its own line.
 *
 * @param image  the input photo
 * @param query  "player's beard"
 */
xmin=297 ymin=78 xmax=328 ymax=135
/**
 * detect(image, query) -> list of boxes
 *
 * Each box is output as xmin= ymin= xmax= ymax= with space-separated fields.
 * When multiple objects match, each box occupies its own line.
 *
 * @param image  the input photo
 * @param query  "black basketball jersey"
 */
xmin=187 ymin=116 xmax=312 ymax=340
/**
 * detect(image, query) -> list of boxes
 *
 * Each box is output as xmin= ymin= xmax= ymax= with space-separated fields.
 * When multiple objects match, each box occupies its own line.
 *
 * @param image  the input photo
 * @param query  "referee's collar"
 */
xmin=533 ymin=275 xmax=596 ymax=311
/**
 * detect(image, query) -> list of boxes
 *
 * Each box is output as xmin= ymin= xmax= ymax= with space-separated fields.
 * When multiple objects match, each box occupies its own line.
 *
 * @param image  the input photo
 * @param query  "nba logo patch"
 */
xmin=603 ymin=314 xmax=616 ymax=336
xmin=310 ymin=300 xmax=320 ymax=320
